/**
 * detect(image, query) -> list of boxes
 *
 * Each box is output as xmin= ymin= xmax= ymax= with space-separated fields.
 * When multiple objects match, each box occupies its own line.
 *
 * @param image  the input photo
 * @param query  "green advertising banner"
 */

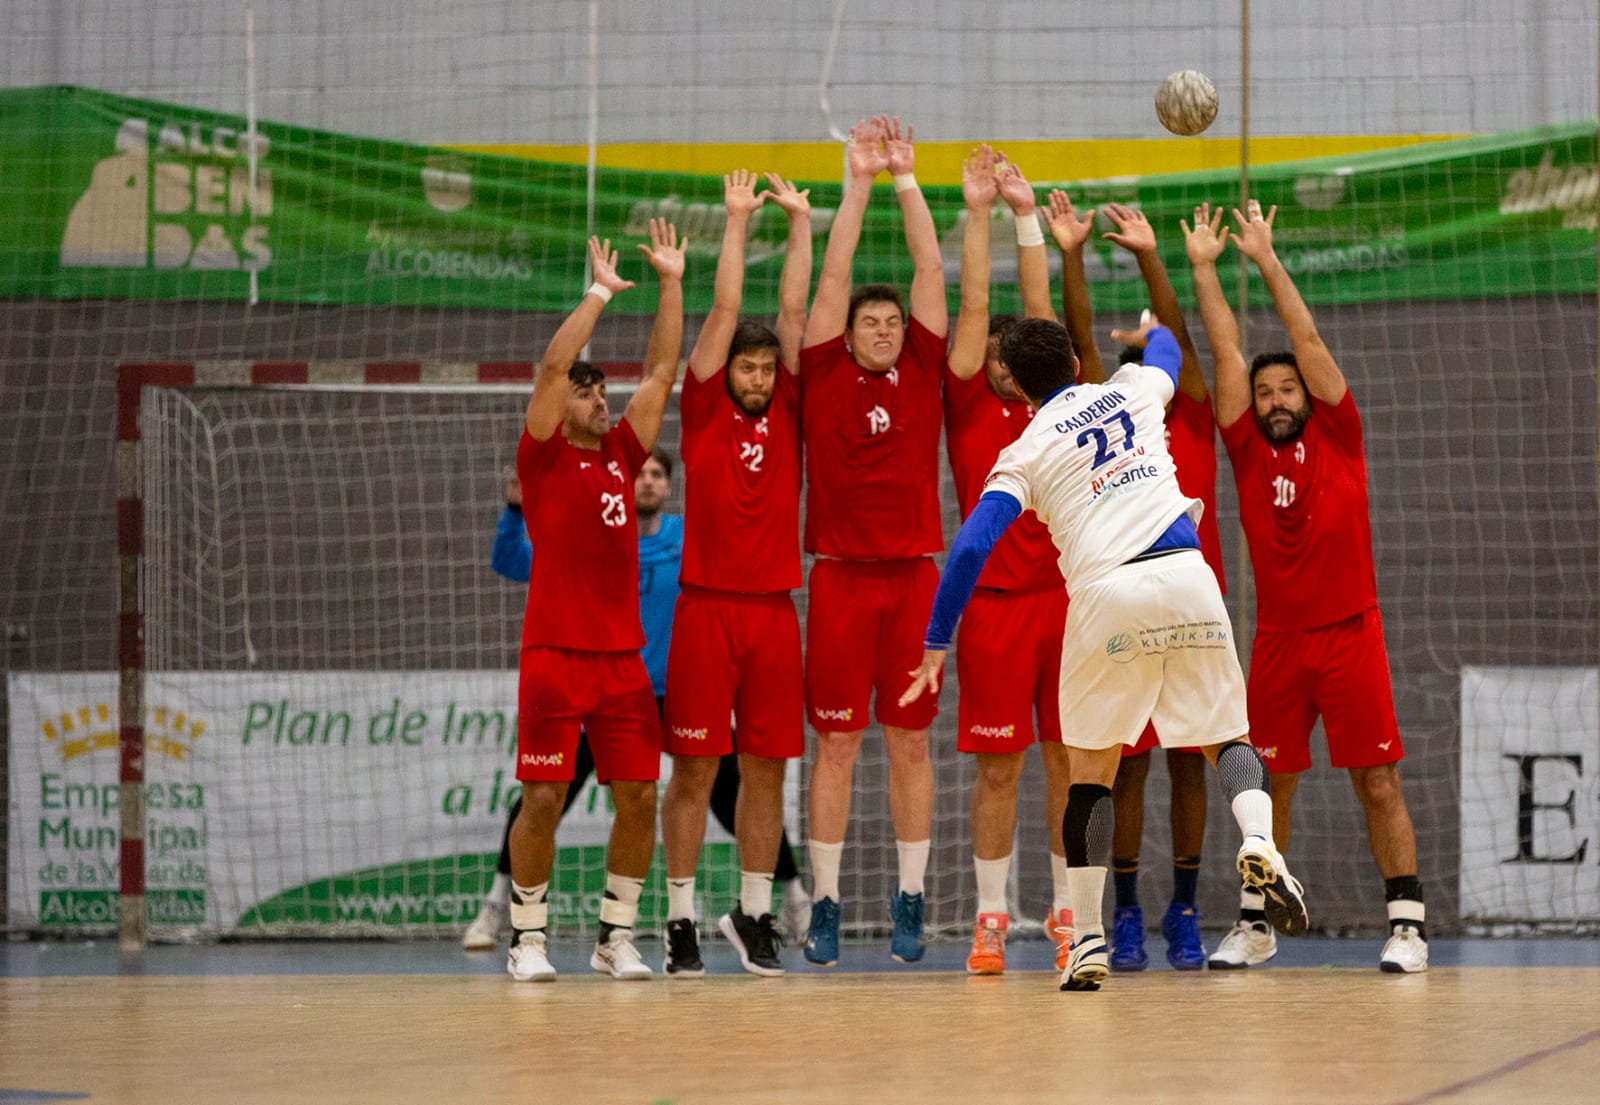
xmin=0 ymin=85 xmax=1593 ymax=315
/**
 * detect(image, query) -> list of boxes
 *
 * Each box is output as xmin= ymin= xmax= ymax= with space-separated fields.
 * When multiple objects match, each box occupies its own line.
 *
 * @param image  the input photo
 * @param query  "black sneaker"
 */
xmin=663 ymin=917 xmax=705 ymax=978
xmin=719 ymin=905 xmax=784 ymax=977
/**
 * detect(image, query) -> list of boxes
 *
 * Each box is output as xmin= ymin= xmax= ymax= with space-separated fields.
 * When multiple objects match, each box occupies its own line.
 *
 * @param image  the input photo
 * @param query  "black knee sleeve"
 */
xmin=1062 ymin=783 xmax=1114 ymax=867
xmin=1216 ymin=741 xmax=1268 ymax=804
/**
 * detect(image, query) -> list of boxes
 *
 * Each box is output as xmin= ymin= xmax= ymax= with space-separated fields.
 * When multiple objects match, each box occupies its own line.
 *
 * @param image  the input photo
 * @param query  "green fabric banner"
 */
xmin=0 ymin=86 xmax=1593 ymax=315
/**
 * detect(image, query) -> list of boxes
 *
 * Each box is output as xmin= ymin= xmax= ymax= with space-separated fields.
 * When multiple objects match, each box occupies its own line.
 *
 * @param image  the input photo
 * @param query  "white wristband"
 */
xmin=892 ymin=173 xmax=918 ymax=193
xmin=1014 ymin=211 xmax=1044 ymax=247
xmin=586 ymin=282 xmax=613 ymax=304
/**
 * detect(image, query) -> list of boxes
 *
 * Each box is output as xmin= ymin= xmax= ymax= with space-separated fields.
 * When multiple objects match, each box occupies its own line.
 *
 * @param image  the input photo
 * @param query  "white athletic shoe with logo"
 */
xmin=1059 ymin=933 xmax=1110 ymax=992
xmin=1380 ymin=926 xmax=1429 ymax=974
xmin=1208 ymin=920 xmax=1278 ymax=968
xmin=507 ymin=930 xmax=556 ymax=982
xmin=1235 ymin=836 xmax=1309 ymax=936
xmin=590 ymin=929 xmax=654 ymax=980
xmin=462 ymin=901 xmax=508 ymax=950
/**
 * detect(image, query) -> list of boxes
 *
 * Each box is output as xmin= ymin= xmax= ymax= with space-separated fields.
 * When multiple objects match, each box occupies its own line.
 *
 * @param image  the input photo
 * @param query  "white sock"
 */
xmin=1387 ymin=898 xmax=1426 ymax=931
xmin=1240 ymin=888 xmax=1266 ymax=914
xmin=809 ymin=839 xmax=843 ymax=902
xmin=740 ymin=871 xmax=775 ymax=918
xmin=486 ymin=871 xmax=511 ymax=908
xmin=974 ymin=854 xmax=1011 ymax=916
xmin=509 ymin=880 xmax=548 ymax=932
xmin=598 ymin=871 xmax=645 ymax=930
xmin=897 ymin=839 xmax=931 ymax=897
xmin=1066 ymin=865 xmax=1107 ymax=938
xmin=1230 ymin=790 xmax=1274 ymax=843
xmin=1050 ymin=852 xmax=1072 ymax=912
xmin=666 ymin=877 xmax=696 ymax=922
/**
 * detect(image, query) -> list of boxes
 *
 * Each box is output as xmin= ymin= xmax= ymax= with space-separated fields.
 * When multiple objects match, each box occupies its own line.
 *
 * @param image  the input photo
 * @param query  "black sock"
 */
xmin=1172 ymin=855 xmax=1201 ymax=906
xmin=1112 ymin=857 xmax=1140 ymax=909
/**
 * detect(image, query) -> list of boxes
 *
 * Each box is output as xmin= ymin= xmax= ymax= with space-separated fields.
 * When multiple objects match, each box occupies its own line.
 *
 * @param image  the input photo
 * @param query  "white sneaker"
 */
xmin=1235 ymin=836 xmax=1309 ymax=936
xmin=462 ymin=901 xmax=508 ymax=950
xmin=507 ymin=930 xmax=556 ymax=982
xmin=1059 ymin=932 xmax=1110 ymax=992
xmin=1380 ymin=925 xmax=1429 ymax=974
xmin=779 ymin=882 xmax=812 ymax=945
xmin=1208 ymin=920 xmax=1278 ymax=969
xmin=590 ymin=929 xmax=654 ymax=980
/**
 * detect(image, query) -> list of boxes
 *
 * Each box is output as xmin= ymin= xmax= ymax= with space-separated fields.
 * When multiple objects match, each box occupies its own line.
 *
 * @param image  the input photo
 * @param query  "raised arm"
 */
xmin=526 ymin=237 xmax=634 ymax=441
xmin=1045 ymin=189 xmax=1104 ymax=385
xmin=996 ymin=157 xmax=1053 ymax=321
xmin=1183 ymin=203 xmax=1248 ymax=426
xmin=883 ymin=115 xmax=948 ymax=337
xmin=1232 ymin=202 xmax=1347 ymax=405
xmin=1102 ymin=203 xmax=1206 ymax=402
xmin=686 ymin=170 xmax=764 ymax=381
xmin=764 ymin=173 xmax=813 ymax=374
xmin=947 ymin=145 xmax=998 ymax=381
xmin=621 ymin=218 xmax=687 ymax=452
xmin=803 ymin=117 xmax=886 ymax=348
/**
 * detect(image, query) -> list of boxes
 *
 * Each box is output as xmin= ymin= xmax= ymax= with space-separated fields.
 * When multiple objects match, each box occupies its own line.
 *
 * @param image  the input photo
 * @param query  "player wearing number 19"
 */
xmin=901 ymin=318 xmax=1308 ymax=993
xmin=505 ymin=221 xmax=688 ymax=983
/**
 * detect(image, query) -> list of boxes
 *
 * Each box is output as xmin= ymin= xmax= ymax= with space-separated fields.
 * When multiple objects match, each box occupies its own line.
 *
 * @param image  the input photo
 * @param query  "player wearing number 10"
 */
xmin=901 ymin=318 xmax=1308 ymax=993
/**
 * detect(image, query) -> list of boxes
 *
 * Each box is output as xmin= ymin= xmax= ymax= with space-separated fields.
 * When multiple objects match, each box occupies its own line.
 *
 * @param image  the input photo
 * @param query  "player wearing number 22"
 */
xmin=505 ymin=220 xmax=688 ymax=984
xmin=902 ymin=318 xmax=1308 ymax=993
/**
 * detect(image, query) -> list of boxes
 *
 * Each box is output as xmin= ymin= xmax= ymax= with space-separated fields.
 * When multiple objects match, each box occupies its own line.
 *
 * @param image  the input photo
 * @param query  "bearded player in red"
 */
xmin=1186 ymin=200 xmax=1427 ymax=974
xmin=659 ymin=169 xmax=813 ymax=978
xmin=800 ymin=116 xmax=946 ymax=966
xmin=505 ymin=220 xmax=687 ymax=983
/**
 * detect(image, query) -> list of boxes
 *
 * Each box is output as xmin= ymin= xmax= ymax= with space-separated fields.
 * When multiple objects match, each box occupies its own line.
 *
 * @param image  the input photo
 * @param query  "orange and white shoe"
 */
xmin=965 ymin=912 xmax=1009 ymax=975
xmin=1046 ymin=907 xmax=1075 ymax=972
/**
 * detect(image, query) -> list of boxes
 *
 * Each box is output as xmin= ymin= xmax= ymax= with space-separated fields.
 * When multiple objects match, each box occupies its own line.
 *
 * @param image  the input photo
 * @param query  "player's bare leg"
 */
xmin=588 ymin=779 xmax=657 ymax=980
xmin=1040 ymin=741 xmax=1074 ymax=968
xmin=884 ymin=724 xmax=933 ymax=963
xmin=506 ymin=780 xmax=566 ymax=981
xmin=1162 ymin=748 xmax=1209 ymax=968
xmin=1351 ymin=763 xmax=1428 ymax=972
xmin=1109 ymin=751 xmax=1151 ymax=971
xmin=968 ymin=751 xmax=1024 ymax=974
xmin=1059 ymin=746 xmax=1121 ymax=991
xmin=803 ymin=727 xmax=863 ymax=965
xmin=718 ymin=753 xmax=788 ymax=976
xmin=1268 ymin=768 xmax=1300 ymax=850
xmin=661 ymin=755 xmax=719 ymax=977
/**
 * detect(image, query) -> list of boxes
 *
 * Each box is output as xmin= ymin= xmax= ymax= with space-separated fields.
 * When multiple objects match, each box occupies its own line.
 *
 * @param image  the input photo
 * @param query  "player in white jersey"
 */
xmin=901 ymin=317 xmax=1309 ymax=992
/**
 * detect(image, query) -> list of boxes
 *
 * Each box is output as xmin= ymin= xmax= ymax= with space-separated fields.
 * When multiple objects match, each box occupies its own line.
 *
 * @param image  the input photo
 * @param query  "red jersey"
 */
xmin=516 ymin=418 xmax=649 ymax=652
xmin=679 ymin=364 xmax=802 ymax=593
xmin=1220 ymin=392 xmax=1377 ymax=631
xmin=1166 ymin=390 xmax=1226 ymax=592
xmin=943 ymin=366 xmax=1061 ymax=591
xmin=800 ymin=317 xmax=945 ymax=559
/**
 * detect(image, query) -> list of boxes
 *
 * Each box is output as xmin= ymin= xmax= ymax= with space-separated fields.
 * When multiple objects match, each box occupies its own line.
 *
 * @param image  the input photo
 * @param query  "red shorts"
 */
xmin=664 ymin=587 xmax=804 ymax=759
xmin=805 ymin=557 xmax=939 ymax=731
xmin=1246 ymin=606 xmax=1404 ymax=773
xmin=517 ymin=646 xmax=662 ymax=783
xmin=1124 ymin=722 xmax=1204 ymax=757
xmin=955 ymin=587 xmax=1066 ymax=753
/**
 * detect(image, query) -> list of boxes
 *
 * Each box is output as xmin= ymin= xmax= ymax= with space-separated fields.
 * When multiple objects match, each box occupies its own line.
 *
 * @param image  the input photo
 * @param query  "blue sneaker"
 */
xmin=889 ymin=891 xmax=926 ymax=963
xmin=804 ymin=897 xmax=841 ymax=966
xmin=1110 ymin=906 xmax=1148 ymax=971
xmin=1161 ymin=901 xmax=1207 ymax=970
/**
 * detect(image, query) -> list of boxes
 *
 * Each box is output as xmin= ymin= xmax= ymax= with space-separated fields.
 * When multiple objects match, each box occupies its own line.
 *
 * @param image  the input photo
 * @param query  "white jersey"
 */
xmin=982 ymin=362 xmax=1202 ymax=594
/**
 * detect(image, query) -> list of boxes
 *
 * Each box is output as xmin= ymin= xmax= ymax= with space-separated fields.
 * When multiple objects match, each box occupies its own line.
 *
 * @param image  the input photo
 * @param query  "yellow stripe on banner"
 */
xmin=449 ymin=136 xmax=1470 ymax=185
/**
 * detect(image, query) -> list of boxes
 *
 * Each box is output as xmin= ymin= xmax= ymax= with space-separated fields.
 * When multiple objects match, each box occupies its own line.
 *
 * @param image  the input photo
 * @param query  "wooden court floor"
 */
xmin=2 ymin=943 xmax=1598 ymax=1105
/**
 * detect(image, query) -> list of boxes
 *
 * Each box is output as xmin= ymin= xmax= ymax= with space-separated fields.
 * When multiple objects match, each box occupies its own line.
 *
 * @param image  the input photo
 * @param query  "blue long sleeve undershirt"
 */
xmin=924 ymin=491 xmax=1023 ymax=649
xmin=1140 ymin=325 xmax=1181 ymax=391
xmin=491 ymin=505 xmax=533 ymax=583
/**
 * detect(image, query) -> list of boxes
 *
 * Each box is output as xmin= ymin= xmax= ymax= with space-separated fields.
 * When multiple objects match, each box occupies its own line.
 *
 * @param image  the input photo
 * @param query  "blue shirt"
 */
xmin=491 ymin=505 xmax=682 ymax=695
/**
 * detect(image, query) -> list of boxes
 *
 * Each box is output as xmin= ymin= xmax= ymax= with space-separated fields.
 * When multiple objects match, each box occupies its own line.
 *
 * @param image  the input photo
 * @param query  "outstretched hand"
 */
xmin=636 ymin=218 xmax=687 ymax=280
xmin=961 ymin=144 xmax=999 ymax=209
xmin=1109 ymin=308 xmax=1155 ymax=349
xmin=882 ymin=115 xmax=916 ymax=176
xmin=847 ymin=117 xmax=890 ymax=181
xmin=1230 ymin=200 xmax=1278 ymax=262
xmin=994 ymin=155 xmax=1037 ymax=215
xmin=1180 ymin=203 xmax=1230 ymax=266
xmin=1102 ymin=203 xmax=1156 ymax=254
xmin=1045 ymin=189 xmax=1096 ymax=252
xmin=589 ymin=236 xmax=636 ymax=295
xmin=898 ymin=649 xmax=947 ymax=709
xmin=763 ymin=172 xmax=811 ymax=218
xmin=723 ymin=169 xmax=766 ymax=219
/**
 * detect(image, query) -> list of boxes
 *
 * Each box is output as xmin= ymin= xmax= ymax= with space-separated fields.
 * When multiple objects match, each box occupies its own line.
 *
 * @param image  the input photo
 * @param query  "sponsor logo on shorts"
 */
xmin=1377 ymin=740 xmax=1394 ymax=751
xmin=1106 ymin=633 xmax=1137 ymax=663
xmin=1258 ymin=746 xmax=1278 ymax=761
xmin=1109 ymin=622 xmax=1231 ymax=662
xmin=672 ymin=726 xmax=709 ymax=741
xmin=520 ymin=752 xmax=564 ymax=767
xmin=970 ymin=724 xmax=1016 ymax=740
xmin=814 ymin=707 xmax=854 ymax=722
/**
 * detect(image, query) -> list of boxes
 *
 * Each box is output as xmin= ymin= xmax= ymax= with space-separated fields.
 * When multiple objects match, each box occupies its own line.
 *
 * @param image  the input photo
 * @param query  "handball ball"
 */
xmin=1155 ymin=70 xmax=1219 ymax=136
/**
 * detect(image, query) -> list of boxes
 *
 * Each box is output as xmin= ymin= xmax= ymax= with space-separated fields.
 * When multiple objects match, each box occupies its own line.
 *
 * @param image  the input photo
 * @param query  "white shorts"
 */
xmin=1057 ymin=550 xmax=1249 ymax=751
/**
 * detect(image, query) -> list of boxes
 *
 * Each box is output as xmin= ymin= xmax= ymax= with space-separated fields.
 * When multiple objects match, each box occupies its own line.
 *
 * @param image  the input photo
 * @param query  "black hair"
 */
xmin=645 ymin=447 xmax=673 ymax=479
xmin=1118 ymin=345 xmax=1144 ymax=366
xmin=846 ymin=284 xmax=905 ymax=329
xmin=729 ymin=320 xmax=780 ymax=362
xmin=988 ymin=313 xmax=1019 ymax=340
xmin=997 ymin=318 xmax=1077 ymax=403
xmin=1249 ymin=350 xmax=1301 ymax=388
xmin=568 ymin=360 xmax=604 ymax=388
